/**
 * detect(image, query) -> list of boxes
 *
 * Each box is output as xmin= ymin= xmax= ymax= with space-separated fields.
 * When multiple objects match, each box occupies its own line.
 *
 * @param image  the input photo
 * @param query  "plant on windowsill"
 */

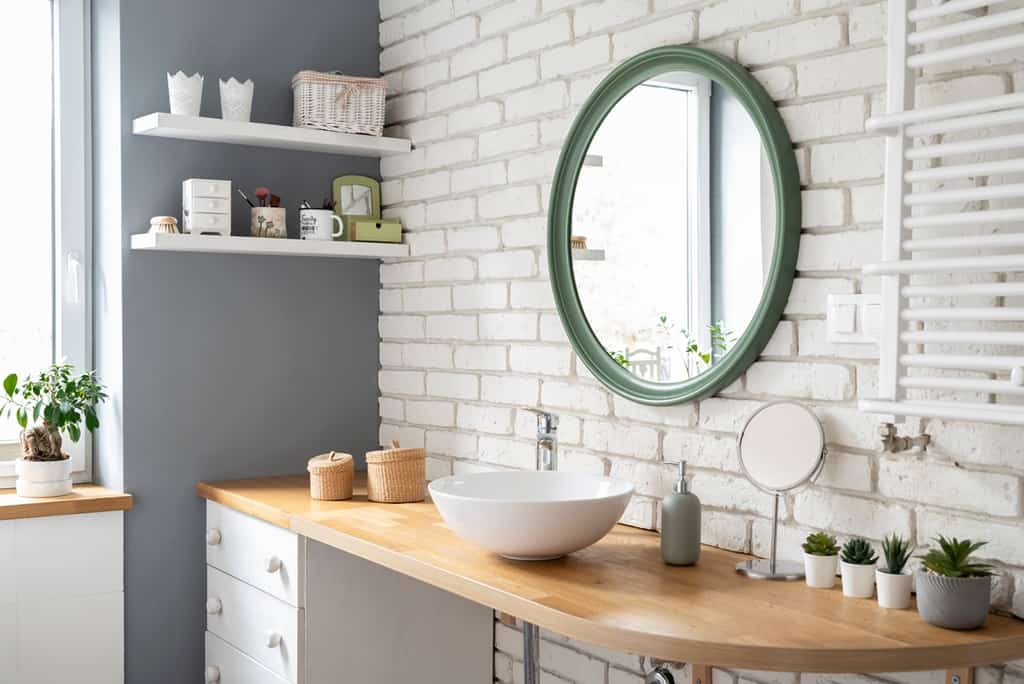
xmin=802 ymin=531 xmax=840 ymax=589
xmin=916 ymin=536 xmax=994 ymax=630
xmin=876 ymin=532 xmax=914 ymax=609
xmin=839 ymin=537 xmax=878 ymax=599
xmin=1 ymin=363 xmax=107 ymax=498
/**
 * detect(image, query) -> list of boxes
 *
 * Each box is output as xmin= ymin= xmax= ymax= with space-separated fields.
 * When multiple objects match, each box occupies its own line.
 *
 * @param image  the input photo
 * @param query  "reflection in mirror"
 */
xmin=340 ymin=185 xmax=373 ymax=216
xmin=572 ymin=71 xmax=777 ymax=384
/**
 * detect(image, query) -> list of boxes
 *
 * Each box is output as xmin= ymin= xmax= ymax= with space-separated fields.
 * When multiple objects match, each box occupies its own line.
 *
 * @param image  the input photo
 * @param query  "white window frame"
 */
xmin=0 ymin=0 xmax=92 ymax=486
xmin=642 ymin=74 xmax=712 ymax=351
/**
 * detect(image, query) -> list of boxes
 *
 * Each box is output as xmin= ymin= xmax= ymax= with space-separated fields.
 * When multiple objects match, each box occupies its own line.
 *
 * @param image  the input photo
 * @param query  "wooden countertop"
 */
xmin=0 ymin=484 xmax=133 ymax=521
xmin=197 ymin=474 xmax=1024 ymax=672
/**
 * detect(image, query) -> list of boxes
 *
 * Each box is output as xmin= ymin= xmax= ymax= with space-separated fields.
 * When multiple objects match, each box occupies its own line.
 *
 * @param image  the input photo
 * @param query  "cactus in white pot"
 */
xmin=1 ymin=363 xmax=107 ymax=497
xmin=802 ymin=531 xmax=840 ymax=589
xmin=840 ymin=537 xmax=878 ymax=598
xmin=876 ymin=533 xmax=914 ymax=609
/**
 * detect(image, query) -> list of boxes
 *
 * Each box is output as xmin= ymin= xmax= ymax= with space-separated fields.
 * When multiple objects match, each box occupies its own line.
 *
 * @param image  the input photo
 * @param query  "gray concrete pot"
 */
xmin=915 ymin=571 xmax=991 ymax=630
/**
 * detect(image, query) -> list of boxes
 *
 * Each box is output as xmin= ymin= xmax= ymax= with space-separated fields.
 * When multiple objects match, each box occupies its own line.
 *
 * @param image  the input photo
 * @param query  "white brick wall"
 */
xmin=378 ymin=0 xmax=1024 ymax=680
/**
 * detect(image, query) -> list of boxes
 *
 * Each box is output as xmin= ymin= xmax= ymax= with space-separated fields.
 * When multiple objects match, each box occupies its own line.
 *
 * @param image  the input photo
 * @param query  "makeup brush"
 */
xmin=255 ymin=187 xmax=269 ymax=208
xmin=236 ymin=188 xmax=255 ymax=208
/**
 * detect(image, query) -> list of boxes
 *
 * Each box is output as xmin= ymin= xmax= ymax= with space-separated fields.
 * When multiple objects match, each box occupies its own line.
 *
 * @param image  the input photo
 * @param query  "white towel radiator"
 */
xmin=861 ymin=0 xmax=1024 ymax=426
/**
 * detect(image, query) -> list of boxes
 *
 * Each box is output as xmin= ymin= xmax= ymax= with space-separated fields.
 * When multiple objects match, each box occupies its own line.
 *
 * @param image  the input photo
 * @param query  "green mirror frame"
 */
xmin=548 ymin=46 xmax=801 ymax=406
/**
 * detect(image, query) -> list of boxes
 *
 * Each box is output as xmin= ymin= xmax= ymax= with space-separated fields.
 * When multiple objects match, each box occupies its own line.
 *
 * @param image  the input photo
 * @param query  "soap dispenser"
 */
xmin=661 ymin=461 xmax=701 ymax=566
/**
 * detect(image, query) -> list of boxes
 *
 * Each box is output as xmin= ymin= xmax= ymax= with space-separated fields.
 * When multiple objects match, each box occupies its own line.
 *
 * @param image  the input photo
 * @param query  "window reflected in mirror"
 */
xmin=572 ymin=71 xmax=777 ymax=384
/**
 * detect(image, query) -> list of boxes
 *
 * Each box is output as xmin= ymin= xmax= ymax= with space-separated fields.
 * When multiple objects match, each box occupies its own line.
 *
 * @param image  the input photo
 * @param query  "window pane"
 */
xmin=0 ymin=2 xmax=54 ymax=446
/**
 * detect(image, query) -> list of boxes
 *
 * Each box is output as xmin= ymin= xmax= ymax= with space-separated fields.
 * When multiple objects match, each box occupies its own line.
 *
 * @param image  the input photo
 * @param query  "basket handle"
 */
xmin=329 ymin=450 xmax=345 ymax=462
xmin=390 ymin=439 xmax=400 ymax=449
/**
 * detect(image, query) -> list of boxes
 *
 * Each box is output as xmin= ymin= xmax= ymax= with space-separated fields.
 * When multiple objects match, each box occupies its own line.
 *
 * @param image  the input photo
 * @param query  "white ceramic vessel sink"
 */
xmin=429 ymin=471 xmax=634 ymax=560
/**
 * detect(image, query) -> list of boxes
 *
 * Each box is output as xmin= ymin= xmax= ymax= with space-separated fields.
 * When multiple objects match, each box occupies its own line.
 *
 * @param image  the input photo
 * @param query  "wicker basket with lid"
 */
xmin=307 ymin=451 xmax=354 ymax=501
xmin=365 ymin=440 xmax=425 ymax=503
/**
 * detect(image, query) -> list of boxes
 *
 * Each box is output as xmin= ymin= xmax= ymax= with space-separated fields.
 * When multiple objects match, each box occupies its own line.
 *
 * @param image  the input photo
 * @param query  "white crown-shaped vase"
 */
xmin=219 ymin=77 xmax=254 ymax=122
xmin=167 ymin=71 xmax=204 ymax=116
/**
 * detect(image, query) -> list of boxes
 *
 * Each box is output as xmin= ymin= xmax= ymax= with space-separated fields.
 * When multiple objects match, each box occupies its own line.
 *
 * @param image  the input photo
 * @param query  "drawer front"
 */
xmin=207 ymin=567 xmax=303 ymax=682
xmin=206 ymin=631 xmax=288 ymax=684
xmin=185 ymin=179 xmax=232 ymax=198
xmin=187 ymin=197 xmax=231 ymax=214
xmin=206 ymin=501 xmax=303 ymax=606
xmin=184 ymin=211 xmax=231 ymax=234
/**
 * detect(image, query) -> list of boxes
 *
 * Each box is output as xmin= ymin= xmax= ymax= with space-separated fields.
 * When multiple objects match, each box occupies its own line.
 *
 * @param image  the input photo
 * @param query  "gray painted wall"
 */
xmin=92 ymin=1 xmax=382 ymax=681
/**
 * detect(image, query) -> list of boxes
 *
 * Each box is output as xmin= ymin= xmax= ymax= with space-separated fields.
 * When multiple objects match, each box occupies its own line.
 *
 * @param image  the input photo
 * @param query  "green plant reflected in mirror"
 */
xmin=548 ymin=46 xmax=801 ymax=405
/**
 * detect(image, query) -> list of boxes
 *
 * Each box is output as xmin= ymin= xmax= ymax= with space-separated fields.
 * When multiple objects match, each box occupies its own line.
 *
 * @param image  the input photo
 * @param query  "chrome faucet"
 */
xmin=531 ymin=410 xmax=559 ymax=471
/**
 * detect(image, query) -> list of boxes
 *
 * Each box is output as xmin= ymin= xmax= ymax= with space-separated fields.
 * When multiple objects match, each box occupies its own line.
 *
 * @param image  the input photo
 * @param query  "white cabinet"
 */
xmin=0 ymin=511 xmax=125 ymax=683
xmin=205 ymin=631 xmax=288 ymax=684
xmin=206 ymin=500 xmax=304 ymax=606
xmin=206 ymin=567 xmax=303 ymax=682
xmin=203 ymin=501 xmax=493 ymax=684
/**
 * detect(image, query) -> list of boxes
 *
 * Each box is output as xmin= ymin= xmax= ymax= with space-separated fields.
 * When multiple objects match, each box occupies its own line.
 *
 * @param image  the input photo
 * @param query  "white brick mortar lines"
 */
xmin=377 ymin=0 xmax=1024 ymax=680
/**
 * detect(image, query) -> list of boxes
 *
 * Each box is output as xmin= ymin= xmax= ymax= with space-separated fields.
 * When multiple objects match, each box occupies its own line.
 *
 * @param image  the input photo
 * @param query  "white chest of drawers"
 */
xmin=204 ymin=501 xmax=304 ymax=683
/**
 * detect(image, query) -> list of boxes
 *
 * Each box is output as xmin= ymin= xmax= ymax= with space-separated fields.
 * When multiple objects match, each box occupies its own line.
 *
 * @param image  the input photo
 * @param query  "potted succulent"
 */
xmin=802 ymin=531 xmax=840 ymax=589
xmin=876 ymin=533 xmax=914 ymax=609
xmin=917 ymin=536 xmax=993 ymax=630
xmin=1 ymin=363 xmax=107 ymax=497
xmin=840 ymin=537 xmax=878 ymax=598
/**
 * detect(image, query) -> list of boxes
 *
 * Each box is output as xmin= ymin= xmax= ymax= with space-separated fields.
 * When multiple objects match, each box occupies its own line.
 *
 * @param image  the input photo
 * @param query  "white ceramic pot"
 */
xmin=219 ymin=77 xmax=254 ymax=122
xmin=840 ymin=561 xmax=876 ymax=598
xmin=167 ymin=71 xmax=204 ymax=117
xmin=804 ymin=553 xmax=838 ymax=589
xmin=15 ymin=458 xmax=73 ymax=498
xmin=876 ymin=569 xmax=913 ymax=609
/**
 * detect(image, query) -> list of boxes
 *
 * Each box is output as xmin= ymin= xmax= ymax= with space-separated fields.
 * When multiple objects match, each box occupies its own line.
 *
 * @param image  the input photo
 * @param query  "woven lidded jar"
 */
xmin=365 ymin=440 xmax=426 ymax=503
xmin=307 ymin=451 xmax=354 ymax=501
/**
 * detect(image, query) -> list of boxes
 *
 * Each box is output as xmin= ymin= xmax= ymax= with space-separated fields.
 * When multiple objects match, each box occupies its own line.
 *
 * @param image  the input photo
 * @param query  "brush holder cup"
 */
xmin=251 ymin=208 xmax=287 ymax=238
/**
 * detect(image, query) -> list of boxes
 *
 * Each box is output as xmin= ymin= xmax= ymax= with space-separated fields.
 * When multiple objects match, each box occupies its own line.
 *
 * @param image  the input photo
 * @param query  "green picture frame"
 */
xmin=547 ymin=46 xmax=801 ymax=406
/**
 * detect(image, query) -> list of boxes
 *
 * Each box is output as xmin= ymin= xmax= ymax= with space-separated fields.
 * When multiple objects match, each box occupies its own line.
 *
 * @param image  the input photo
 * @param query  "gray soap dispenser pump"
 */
xmin=660 ymin=461 xmax=701 ymax=566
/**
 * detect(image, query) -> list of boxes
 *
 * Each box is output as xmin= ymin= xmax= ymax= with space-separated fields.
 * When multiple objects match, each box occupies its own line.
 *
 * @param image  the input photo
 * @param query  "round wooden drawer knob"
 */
xmin=264 ymin=556 xmax=282 ymax=573
xmin=205 ymin=597 xmax=223 ymax=615
xmin=205 ymin=666 xmax=221 ymax=683
xmin=206 ymin=529 xmax=222 ymax=545
xmin=265 ymin=631 xmax=282 ymax=649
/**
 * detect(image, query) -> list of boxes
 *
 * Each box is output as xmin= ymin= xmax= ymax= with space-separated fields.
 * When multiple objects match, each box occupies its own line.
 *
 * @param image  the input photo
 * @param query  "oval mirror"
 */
xmin=549 ymin=47 xmax=801 ymax=405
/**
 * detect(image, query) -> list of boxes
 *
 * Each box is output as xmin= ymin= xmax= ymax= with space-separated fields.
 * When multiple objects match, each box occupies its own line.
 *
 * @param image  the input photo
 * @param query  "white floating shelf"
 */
xmin=131 ymin=232 xmax=409 ymax=259
xmin=572 ymin=248 xmax=606 ymax=261
xmin=132 ymin=113 xmax=412 ymax=157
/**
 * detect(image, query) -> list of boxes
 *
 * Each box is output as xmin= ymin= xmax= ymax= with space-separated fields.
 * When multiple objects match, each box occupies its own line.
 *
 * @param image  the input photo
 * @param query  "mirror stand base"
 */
xmin=735 ymin=558 xmax=804 ymax=581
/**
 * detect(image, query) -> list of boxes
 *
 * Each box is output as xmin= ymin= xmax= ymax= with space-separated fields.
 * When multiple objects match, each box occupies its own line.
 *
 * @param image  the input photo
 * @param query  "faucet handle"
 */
xmin=525 ymin=408 xmax=559 ymax=433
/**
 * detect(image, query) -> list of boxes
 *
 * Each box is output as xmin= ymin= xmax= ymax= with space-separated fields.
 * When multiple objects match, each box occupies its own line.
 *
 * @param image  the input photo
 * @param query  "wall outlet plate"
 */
xmin=826 ymin=294 xmax=881 ymax=344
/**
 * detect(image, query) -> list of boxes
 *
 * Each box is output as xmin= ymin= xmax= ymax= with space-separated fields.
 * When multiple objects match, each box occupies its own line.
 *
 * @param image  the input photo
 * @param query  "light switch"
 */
xmin=826 ymin=294 xmax=881 ymax=344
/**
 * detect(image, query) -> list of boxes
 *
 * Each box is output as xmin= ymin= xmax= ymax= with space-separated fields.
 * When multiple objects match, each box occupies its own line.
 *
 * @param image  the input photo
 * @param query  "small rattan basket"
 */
xmin=307 ymin=451 xmax=354 ymax=501
xmin=365 ymin=440 xmax=426 ymax=503
xmin=291 ymin=70 xmax=386 ymax=136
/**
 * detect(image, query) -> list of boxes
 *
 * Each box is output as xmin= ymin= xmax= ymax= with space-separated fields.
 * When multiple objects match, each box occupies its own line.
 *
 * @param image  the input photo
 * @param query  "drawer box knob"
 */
xmin=265 ymin=631 xmax=282 ymax=649
xmin=206 ymin=528 xmax=222 ymax=546
xmin=205 ymin=666 xmax=221 ymax=683
xmin=206 ymin=597 xmax=223 ymax=615
xmin=264 ymin=555 xmax=283 ymax=574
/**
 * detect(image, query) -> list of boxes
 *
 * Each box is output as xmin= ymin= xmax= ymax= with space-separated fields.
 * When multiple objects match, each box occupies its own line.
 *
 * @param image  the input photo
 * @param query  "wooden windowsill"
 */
xmin=0 ymin=484 xmax=133 ymax=521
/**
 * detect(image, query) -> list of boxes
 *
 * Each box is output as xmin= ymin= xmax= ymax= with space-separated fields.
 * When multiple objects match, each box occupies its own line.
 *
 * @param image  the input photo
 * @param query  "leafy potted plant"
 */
xmin=840 ymin=537 xmax=878 ymax=598
xmin=876 ymin=533 xmax=914 ymax=609
xmin=917 ymin=536 xmax=993 ymax=630
xmin=802 ymin=531 xmax=840 ymax=589
xmin=1 ymin=363 xmax=107 ymax=497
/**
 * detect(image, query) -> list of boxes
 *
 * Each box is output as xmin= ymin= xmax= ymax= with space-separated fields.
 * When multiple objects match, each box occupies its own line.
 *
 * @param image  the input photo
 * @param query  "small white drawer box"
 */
xmin=189 ymin=197 xmax=231 ymax=214
xmin=184 ymin=178 xmax=232 ymax=199
xmin=184 ymin=211 xmax=231 ymax=235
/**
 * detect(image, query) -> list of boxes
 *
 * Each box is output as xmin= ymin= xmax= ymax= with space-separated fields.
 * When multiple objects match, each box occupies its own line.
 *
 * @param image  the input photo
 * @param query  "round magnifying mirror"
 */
xmin=735 ymin=401 xmax=826 ymax=581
